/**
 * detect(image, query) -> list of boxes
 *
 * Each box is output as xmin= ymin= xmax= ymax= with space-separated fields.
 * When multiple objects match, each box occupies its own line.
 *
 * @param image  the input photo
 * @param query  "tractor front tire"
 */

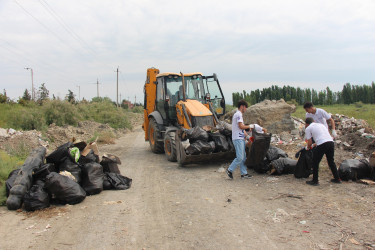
xmin=148 ymin=118 xmax=164 ymax=153
xmin=164 ymin=132 xmax=177 ymax=162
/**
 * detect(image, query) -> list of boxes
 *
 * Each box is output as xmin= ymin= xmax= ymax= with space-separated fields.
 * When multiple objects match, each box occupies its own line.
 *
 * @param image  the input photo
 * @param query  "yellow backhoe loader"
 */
xmin=142 ymin=67 xmax=235 ymax=165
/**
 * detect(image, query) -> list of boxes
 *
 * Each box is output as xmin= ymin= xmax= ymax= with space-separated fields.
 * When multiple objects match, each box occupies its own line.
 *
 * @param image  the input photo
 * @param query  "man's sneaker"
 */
xmin=226 ymin=169 xmax=233 ymax=179
xmin=306 ymin=180 xmax=319 ymax=186
xmin=241 ymin=174 xmax=252 ymax=179
xmin=330 ymin=178 xmax=342 ymax=184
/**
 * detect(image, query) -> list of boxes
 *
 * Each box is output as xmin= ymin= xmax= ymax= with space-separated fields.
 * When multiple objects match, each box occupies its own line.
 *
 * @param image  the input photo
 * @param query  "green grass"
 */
xmin=0 ymin=151 xmax=25 ymax=205
xmin=293 ymin=104 xmax=375 ymax=128
xmin=0 ymin=100 xmax=133 ymax=131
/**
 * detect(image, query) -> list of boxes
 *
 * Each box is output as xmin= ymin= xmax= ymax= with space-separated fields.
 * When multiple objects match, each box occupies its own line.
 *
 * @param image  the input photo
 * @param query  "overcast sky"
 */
xmin=1 ymin=0 xmax=374 ymax=104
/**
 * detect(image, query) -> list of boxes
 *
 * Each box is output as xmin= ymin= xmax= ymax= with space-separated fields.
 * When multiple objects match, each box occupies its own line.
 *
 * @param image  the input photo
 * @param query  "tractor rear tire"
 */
xmin=148 ymin=118 xmax=164 ymax=153
xmin=164 ymin=132 xmax=177 ymax=162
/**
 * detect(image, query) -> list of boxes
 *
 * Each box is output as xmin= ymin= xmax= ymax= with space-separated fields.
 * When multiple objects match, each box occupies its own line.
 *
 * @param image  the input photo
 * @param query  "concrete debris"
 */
xmin=333 ymin=114 xmax=373 ymax=134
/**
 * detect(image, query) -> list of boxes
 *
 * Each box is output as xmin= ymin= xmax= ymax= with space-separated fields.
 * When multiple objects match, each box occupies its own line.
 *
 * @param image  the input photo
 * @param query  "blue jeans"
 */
xmin=228 ymin=139 xmax=247 ymax=175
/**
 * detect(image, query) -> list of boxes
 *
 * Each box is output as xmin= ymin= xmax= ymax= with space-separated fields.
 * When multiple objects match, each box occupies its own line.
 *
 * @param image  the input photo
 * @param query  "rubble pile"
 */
xmin=5 ymin=140 xmax=132 ymax=212
xmin=0 ymin=128 xmax=48 ymax=151
xmin=243 ymin=99 xmax=296 ymax=134
xmin=223 ymin=99 xmax=297 ymax=134
xmin=0 ymin=120 xmax=129 ymax=153
xmin=331 ymin=115 xmax=375 ymax=156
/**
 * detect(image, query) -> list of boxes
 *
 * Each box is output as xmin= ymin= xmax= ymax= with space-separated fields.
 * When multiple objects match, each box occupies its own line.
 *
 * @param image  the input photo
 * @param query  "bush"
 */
xmin=354 ymin=101 xmax=363 ymax=108
xmin=80 ymin=102 xmax=131 ymax=129
xmin=89 ymin=131 xmax=116 ymax=144
xmin=0 ymin=150 xmax=25 ymax=205
xmin=43 ymin=100 xmax=82 ymax=126
xmin=8 ymin=107 xmax=46 ymax=131
xmin=131 ymin=106 xmax=143 ymax=113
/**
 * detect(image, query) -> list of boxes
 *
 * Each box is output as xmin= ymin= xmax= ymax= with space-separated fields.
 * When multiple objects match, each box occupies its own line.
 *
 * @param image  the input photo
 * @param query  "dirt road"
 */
xmin=1 ymin=127 xmax=374 ymax=249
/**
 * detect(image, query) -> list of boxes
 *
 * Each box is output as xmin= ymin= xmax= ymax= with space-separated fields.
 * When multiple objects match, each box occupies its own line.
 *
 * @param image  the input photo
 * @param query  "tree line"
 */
xmin=232 ymin=82 xmax=375 ymax=106
xmin=0 ymin=84 xmax=143 ymax=108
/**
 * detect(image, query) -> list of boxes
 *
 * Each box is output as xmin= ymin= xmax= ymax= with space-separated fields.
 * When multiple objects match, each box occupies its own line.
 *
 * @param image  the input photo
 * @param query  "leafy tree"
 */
xmin=0 ymin=89 xmax=8 ymax=103
xmin=36 ymin=83 xmax=49 ymax=104
xmin=342 ymin=83 xmax=352 ymax=104
xmin=22 ymin=89 xmax=31 ymax=101
xmin=326 ymin=87 xmax=333 ymax=105
xmin=65 ymin=90 xmax=76 ymax=103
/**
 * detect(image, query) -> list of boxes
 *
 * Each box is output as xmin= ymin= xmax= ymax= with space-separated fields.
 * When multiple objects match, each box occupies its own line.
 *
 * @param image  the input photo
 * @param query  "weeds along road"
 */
xmin=1 ymin=127 xmax=374 ymax=249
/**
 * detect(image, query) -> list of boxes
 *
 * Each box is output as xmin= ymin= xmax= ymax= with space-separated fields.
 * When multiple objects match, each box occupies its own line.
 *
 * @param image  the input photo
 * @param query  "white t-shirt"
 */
xmin=305 ymin=122 xmax=333 ymax=146
xmin=232 ymin=110 xmax=245 ymax=140
xmin=305 ymin=108 xmax=331 ymax=129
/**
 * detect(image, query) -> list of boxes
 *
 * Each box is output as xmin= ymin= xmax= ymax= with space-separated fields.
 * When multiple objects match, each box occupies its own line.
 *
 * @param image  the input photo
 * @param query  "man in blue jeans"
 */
xmin=226 ymin=99 xmax=252 ymax=179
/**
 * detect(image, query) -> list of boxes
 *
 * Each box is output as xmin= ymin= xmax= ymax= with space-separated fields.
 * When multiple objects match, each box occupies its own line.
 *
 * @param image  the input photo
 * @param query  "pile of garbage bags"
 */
xmin=338 ymin=159 xmax=375 ymax=181
xmin=5 ymin=141 xmax=132 ymax=212
xmin=182 ymin=124 xmax=234 ymax=155
xmin=245 ymin=132 xmax=306 ymax=176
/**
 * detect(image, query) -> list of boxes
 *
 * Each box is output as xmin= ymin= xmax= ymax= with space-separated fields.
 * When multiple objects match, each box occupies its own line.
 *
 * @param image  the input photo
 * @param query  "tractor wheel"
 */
xmin=164 ymin=132 xmax=177 ymax=162
xmin=148 ymin=118 xmax=164 ymax=153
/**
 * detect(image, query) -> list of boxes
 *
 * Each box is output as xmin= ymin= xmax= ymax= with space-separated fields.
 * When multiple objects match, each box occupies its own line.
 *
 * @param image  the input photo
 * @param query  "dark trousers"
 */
xmin=312 ymin=141 xmax=339 ymax=182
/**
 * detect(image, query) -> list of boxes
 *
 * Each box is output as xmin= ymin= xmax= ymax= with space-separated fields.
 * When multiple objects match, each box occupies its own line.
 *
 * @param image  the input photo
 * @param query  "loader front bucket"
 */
xmin=175 ymin=130 xmax=235 ymax=166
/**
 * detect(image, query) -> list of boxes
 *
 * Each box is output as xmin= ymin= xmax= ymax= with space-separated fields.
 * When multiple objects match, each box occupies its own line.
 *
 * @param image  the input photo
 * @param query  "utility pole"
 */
xmin=96 ymin=78 xmax=99 ymax=98
xmin=134 ymin=95 xmax=136 ymax=105
xmin=76 ymin=85 xmax=80 ymax=101
xmin=116 ymin=67 xmax=119 ymax=107
xmin=24 ymin=67 xmax=34 ymax=100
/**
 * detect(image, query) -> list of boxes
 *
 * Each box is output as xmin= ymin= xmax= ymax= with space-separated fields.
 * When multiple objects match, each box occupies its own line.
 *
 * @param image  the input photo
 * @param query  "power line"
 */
xmin=37 ymin=0 xmax=96 ymax=55
xmin=13 ymin=0 xmax=78 ymax=52
xmin=36 ymin=0 xmax=115 ymax=71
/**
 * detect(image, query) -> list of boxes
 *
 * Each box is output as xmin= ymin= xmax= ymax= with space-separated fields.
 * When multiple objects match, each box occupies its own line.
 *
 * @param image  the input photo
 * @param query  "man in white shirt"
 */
xmin=304 ymin=117 xmax=341 ymax=186
xmin=304 ymin=102 xmax=337 ymax=138
xmin=226 ymin=100 xmax=252 ymax=179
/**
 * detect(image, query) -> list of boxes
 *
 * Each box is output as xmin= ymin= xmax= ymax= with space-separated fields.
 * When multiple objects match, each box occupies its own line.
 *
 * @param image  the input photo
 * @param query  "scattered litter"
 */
xmin=103 ymin=201 xmax=123 ymax=205
xmin=26 ymin=224 xmax=36 ymax=230
xmin=59 ymin=171 xmax=76 ymax=182
xmin=357 ymin=179 xmax=375 ymax=185
xmin=349 ymin=238 xmax=361 ymax=245
xmin=270 ymin=193 xmax=304 ymax=200
xmin=299 ymin=220 xmax=307 ymax=225
xmin=217 ymin=167 xmax=225 ymax=173
xmin=266 ymin=177 xmax=279 ymax=183
xmin=302 ymin=231 xmax=310 ymax=233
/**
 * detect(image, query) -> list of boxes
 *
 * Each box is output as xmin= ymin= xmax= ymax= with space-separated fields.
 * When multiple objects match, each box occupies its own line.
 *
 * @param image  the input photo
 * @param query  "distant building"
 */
xmin=122 ymin=100 xmax=134 ymax=109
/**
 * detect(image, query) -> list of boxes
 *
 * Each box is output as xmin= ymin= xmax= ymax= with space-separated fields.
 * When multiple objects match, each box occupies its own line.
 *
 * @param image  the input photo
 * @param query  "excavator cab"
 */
xmin=143 ymin=68 xmax=233 ymax=165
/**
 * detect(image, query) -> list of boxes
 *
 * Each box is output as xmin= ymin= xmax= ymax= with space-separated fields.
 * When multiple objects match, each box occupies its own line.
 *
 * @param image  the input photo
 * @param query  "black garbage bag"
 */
xmin=78 ymin=149 xmax=99 ymax=164
xmin=102 ymin=174 xmax=112 ymax=190
xmin=209 ymin=132 xmax=229 ymax=152
xmin=81 ymin=162 xmax=104 ymax=195
xmin=294 ymin=149 xmax=313 ymax=179
xmin=46 ymin=142 xmax=73 ymax=165
xmin=186 ymin=141 xmax=215 ymax=155
xmin=270 ymin=158 xmax=298 ymax=175
xmin=5 ymin=169 xmax=20 ymax=197
xmin=246 ymin=132 xmax=271 ymax=173
xmin=58 ymin=157 xmax=81 ymax=183
xmin=45 ymin=172 xmax=86 ymax=205
xmin=266 ymin=146 xmax=288 ymax=162
xmin=106 ymin=173 xmax=132 ymax=190
xmin=7 ymin=147 xmax=46 ymax=210
xmin=32 ymin=163 xmax=56 ymax=182
xmin=183 ymin=127 xmax=209 ymax=143
xmin=100 ymin=154 xmax=121 ymax=174
xmin=23 ymin=182 xmax=50 ymax=211
xmin=227 ymin=136 xmax=235 ymax=151
xmin=338 ymin=159 xmax=372 ymax=181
